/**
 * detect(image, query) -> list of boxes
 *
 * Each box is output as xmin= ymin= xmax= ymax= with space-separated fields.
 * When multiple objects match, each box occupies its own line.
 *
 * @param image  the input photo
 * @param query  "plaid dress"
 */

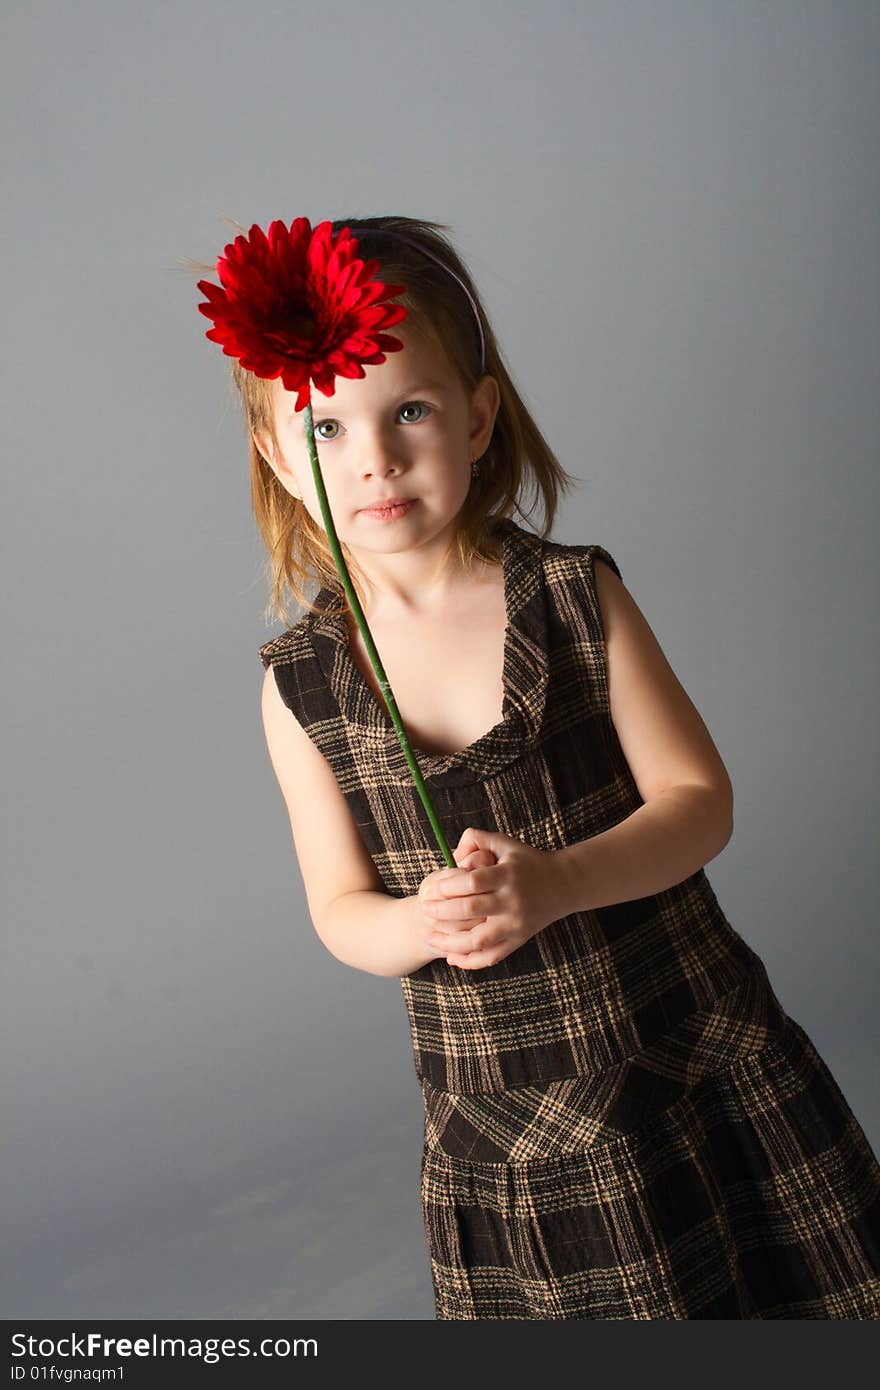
xmin=259 ymin=516 xmax=880 ymax=1319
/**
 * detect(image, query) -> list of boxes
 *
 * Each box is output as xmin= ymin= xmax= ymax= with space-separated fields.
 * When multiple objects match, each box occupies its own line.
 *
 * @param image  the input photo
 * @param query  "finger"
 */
xmin=455 ymin=832 xmax=481 ymax=861
xmin=462 ymin=849 xmax=497 ymax=870
xmin=422 ymin=867 xmax=468 ymax=902
xmin=428 ymin=922 xmax=487 ymax=950
xmin=437 ymin=857 xmax=497 ymax=901
xmin=424 ymin=895 xmax=489 ymax=921
xmin=447 ymin=946 xmax=503 ymax=970
xmin=422 ymin=873 xmax=474 ymax=906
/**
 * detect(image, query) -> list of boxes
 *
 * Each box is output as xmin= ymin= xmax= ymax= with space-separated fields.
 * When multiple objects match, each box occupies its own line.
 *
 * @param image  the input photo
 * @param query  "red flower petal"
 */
xmin=196 ymin=217 xmax=408 ymax=400
xmin=374 ymin=332 xmax=406 ymax=352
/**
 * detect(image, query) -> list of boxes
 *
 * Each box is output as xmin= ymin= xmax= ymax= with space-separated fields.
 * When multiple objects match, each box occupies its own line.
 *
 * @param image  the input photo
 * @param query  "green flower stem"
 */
xmin=302 ymin=402 xmax=455 ymax=867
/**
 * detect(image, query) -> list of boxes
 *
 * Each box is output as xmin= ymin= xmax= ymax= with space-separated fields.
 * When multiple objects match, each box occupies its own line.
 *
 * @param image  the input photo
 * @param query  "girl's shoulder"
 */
xmin=258 ymin=608 xmax=319 ymax=671
xmin=500 ymin=515 xmax=624 ymax=581
xmin=537 ymin=530 xmax=624 ymax=585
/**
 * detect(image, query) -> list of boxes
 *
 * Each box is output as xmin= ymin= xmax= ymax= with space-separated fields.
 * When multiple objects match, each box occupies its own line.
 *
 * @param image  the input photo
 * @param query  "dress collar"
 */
xmin=308 ymin=516 xmax=549 ymax=787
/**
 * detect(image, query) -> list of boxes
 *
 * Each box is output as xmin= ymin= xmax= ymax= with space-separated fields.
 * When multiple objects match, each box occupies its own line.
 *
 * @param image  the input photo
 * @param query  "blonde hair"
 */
xmin=190 ymin=214 xmax=578 ymax=627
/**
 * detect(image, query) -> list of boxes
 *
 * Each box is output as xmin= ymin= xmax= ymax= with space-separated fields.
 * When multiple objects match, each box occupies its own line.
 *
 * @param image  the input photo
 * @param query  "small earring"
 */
xmin=471 ymin=457 xmax=480 ymax=478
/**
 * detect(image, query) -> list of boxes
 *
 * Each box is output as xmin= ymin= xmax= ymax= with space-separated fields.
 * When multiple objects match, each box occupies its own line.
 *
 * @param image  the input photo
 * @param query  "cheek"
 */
xmin=305 ymin=474 xmax=341 ymax=512
xmin=446 ymin=463 xmax=473 ymax=499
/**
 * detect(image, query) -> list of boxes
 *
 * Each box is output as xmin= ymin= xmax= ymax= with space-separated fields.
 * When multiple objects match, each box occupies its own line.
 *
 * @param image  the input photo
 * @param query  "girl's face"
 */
xmin=254 ymin=324 xmax=500 ymax=554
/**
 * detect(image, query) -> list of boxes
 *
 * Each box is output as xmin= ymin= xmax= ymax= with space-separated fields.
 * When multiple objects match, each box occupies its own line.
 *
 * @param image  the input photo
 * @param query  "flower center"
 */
xmin=283 ymin=312 xmax=319 ymax=338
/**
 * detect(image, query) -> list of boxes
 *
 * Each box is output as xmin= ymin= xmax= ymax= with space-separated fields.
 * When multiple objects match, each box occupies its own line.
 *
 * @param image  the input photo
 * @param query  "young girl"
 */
xmin=238 ymin=215 xmax=880 ymax=1319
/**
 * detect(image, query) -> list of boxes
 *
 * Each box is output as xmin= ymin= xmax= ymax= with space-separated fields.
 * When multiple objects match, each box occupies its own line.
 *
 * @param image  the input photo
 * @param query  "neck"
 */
xmin=346 ymin=523 xmax=501 ymax=621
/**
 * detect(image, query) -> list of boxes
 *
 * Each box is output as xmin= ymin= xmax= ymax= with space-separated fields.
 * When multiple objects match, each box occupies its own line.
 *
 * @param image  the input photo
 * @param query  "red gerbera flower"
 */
xmin=196 ymin=217 xmax=408 ymax=412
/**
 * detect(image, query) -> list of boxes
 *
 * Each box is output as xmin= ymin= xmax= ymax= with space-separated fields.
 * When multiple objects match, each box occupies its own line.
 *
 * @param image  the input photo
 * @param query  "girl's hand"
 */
xmin=416 ymin=848 xmax=497 ymax=960
xmin=419 ymin=827 xmax=563 ymax=970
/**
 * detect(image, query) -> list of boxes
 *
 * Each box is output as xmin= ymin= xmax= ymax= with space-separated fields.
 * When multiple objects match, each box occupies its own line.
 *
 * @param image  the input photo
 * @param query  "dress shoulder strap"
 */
xmin=258 ymin=623 xmax=308 ymax=671
xmin=541 ymin=534 xmax=622 ymax=631
xmin=257 ymin=613 xmax=342 ymax=731
xmin=585 ymin=543 xmax=623 ymax=583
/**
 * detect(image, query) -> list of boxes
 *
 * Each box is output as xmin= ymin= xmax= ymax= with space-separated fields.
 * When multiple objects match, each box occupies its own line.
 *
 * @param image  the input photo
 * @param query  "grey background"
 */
xmin=3 ymin=0 xmax=878 ymax=1321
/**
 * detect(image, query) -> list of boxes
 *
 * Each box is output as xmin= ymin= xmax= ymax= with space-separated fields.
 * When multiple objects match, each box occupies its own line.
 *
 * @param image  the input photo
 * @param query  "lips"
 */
xmin=361 ymin=496 xmax=414 ymax=510
xmin=359 ymin=497 xmax=419 ymax=522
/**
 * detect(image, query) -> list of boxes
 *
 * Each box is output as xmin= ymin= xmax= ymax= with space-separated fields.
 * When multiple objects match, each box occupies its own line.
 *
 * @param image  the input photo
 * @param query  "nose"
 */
xmin=358 ymin=429 xmax=406 ymax=479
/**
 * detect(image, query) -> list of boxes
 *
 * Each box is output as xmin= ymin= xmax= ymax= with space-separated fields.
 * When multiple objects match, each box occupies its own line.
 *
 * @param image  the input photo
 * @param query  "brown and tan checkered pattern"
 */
xmin=260 ymin=516 xmax=880 ymax=1317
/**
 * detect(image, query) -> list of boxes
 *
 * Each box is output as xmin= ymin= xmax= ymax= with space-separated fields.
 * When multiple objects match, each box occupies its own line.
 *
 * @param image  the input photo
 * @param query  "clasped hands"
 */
xmin=416 ymin=826 xmax=562 ymax=970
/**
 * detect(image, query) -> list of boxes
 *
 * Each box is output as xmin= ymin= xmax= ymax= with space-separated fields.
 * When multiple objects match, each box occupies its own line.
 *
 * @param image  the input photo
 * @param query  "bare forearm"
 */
xmin=318 ymin=889 xmax=442 ymax=978
xmin=555 ymin=784 xmax=733 ymax=916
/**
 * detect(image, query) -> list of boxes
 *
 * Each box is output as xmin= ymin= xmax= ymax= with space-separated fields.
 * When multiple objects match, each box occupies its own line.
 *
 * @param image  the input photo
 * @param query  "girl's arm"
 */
xmin=417 ymin=554 xmax=735 ymax=971
xmin=261 ymin=666 xmax=443 ymax=978
xmin=556 ymin=557 xmax=734 ymax=916
xmin=319 ymin=889 xmax=444 ymax=978
xmin=554 ymin=784 xmax=732 ymax=916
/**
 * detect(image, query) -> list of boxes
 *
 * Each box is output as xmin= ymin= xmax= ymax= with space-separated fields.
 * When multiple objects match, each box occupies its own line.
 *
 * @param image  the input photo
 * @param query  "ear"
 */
xmin=253 ymin=428 xmax=301 ymax=500
xmin=469 ymin=374 xmax=501 ymax=459
xmin=252 ymin=425 xmax=276 ymax=468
